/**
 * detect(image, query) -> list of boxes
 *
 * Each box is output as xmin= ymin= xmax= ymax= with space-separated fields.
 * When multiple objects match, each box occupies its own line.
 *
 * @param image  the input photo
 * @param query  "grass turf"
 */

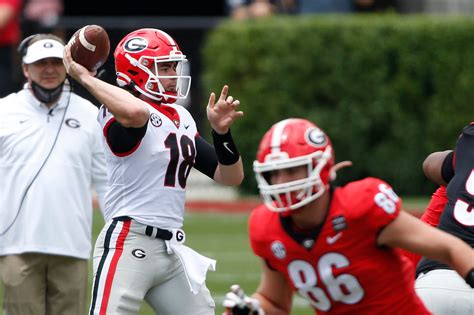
xmin=1 ymin=197 xmax=428 ymax=314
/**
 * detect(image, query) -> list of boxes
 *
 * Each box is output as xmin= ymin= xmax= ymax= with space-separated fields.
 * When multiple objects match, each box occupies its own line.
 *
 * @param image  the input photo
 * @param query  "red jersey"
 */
xmin=249 ymin=177 xmax=430 ymax=315
xmin=400 ymin=186 xmax=447 ymax=266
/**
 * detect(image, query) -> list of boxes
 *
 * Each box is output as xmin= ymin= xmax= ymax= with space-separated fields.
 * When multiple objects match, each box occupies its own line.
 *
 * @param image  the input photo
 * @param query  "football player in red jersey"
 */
xmin=223 ymin=118 xmax=474 ymax=315
xmin=63 ymin=28 xmax=244 ymax=315
xmin=415 ymin=124 xmax=474 ymax=314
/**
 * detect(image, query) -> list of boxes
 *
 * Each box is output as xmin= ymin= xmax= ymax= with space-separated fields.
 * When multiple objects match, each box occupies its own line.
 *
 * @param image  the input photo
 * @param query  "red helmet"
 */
xmin=114 ymin=28 xmax=191 ymax=103
xmin=253 ymin=118 xmax=335 ymax=212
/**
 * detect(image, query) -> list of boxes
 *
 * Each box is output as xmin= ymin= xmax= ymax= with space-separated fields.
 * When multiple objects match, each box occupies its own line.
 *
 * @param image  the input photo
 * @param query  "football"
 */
xmin=68 ymin=25 xmax=110 ymax=72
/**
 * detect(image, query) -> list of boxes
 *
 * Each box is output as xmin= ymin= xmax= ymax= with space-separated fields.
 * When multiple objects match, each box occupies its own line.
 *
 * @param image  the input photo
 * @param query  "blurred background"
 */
xmin=3 ymin=0 xmax=471 ymax=204
xmin=1 ymin=1 xmax=473 ymax=313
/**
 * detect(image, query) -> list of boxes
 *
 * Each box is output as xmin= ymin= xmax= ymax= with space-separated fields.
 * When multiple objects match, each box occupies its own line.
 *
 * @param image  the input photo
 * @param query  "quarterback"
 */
xmin=64 ymin=28 xmax=244 ymax=315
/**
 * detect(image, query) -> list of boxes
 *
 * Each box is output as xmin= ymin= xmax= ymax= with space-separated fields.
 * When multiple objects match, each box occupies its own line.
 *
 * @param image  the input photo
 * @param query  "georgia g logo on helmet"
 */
xmin=306 ymin=127 xmax=327 ymax=148
xmin=124 ymin=37 xmax=148 ymax=53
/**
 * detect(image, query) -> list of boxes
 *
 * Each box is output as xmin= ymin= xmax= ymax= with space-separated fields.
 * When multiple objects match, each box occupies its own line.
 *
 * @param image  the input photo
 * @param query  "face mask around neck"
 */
xmin=31 ymin=80 xmax=65 ymax=104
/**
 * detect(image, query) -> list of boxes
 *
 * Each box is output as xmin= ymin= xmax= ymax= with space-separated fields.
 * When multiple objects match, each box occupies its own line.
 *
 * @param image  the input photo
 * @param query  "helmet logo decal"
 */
xmin=271 ymin=241 xmax=286 ymax=260
xmin=306 ymin=127 xmax=327 ymax=148
xmin=124 ymin=37 xmax=148 ymax=53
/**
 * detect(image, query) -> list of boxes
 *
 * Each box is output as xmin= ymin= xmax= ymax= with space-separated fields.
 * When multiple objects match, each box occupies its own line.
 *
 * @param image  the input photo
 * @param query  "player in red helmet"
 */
xmin=223 ymin=118 xmax=474 ymax=315
xmin=63 ymin=28 xmax=244 ymax=315
xmin=114 ymin=28 xmax=191 ymax=103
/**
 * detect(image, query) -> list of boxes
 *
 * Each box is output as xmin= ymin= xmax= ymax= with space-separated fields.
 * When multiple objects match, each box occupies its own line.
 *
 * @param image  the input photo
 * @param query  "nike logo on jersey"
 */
xmin=223 ymin=142 xmax=234 ymax=154
xmin=184 ymin=125 xmax=190 ymax=129
xmin=19 ymin=119 xmax=28 ymax=124
xmin=326 ymin=232 xmax=343 ymax=245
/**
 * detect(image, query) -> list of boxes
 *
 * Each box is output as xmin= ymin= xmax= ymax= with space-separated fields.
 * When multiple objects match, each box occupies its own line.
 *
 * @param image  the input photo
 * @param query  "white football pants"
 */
xmin=88 ymin=218 xmax=215 ymax=315
xmin=415 ymin=269 xmax=474 ymax=315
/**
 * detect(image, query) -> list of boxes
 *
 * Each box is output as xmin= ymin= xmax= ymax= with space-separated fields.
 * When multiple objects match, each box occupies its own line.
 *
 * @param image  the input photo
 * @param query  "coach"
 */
xmin=0 ymin=33 xmax=108 ymax=315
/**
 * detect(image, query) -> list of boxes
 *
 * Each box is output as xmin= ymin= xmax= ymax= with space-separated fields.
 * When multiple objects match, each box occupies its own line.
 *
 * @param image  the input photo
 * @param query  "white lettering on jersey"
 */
xmin=454 ymin=169 xmax=474 ymax=226
xmin=288 ymin=253 xmax=364 ymax=312
xmin=374 ymin=184 xmax=399 ymax=214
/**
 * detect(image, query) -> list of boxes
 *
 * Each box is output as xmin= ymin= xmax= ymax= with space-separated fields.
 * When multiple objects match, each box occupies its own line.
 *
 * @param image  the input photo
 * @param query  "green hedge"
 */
xmin=201 ymin=14 xmax=474 ymax=196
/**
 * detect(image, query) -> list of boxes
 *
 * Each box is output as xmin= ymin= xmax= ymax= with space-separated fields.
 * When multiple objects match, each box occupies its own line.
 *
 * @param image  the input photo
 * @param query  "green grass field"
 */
xmin=0 ymin=197 xmax=428 ymax=314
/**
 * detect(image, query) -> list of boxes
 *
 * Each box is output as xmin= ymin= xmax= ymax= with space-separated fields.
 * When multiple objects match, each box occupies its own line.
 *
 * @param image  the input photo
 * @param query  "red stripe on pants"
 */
xmin=99 ymin=220 xmax=131 ymax=314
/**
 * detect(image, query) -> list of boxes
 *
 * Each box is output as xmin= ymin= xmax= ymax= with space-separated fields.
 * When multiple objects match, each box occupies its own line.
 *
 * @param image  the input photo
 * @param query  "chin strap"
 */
xmin=31 ymin=80 xmax=65 ymax=104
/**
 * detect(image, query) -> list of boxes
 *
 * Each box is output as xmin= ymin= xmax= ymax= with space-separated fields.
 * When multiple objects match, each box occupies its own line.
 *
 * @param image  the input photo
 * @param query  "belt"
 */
xmin=114 ymin=216 xmax=173 ymax=241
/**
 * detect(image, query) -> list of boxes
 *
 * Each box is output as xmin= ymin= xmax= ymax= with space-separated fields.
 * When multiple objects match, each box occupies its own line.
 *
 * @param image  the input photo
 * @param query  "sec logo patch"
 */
xmin=150 ymin=113 xmax=162 ymax=127
xmin=271 ymin=241 xmax=286 ymax=260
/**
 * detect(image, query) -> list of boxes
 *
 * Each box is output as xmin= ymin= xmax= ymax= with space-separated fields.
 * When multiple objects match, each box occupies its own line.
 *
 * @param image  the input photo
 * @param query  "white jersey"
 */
xmin=0 ymin=86 xmax=108 ymax=259
xmin=98 ymin=102 xmax=198 ymax=229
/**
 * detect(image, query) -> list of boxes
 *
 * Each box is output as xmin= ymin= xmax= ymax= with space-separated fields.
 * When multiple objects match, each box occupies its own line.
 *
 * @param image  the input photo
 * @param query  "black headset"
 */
xmin=17 ymin=34 xmax=39 ymax=57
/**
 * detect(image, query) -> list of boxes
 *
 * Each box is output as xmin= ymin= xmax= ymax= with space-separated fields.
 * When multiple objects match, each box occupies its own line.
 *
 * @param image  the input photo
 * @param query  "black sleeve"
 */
xmin=441 ymin=151 xmax=455 ymax=184
xmin=194 ymin=135 xmax=218 ymax=179
xmin=106 ymin=120 xmax=147 ymax=154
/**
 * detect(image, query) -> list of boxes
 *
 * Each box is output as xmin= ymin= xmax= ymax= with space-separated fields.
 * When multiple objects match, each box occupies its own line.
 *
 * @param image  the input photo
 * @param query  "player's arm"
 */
xmin=194 ymin=135 xmax=242 ymax=186
xmin=63 ymin=44 xmax=149 ymax=128
xmin=378 ymin=211 xmax=474 ymax=286
xmin=398 ymin=185 xmax=448 ymax=266
xmin=423 ymin=150 xmax=454 ymax=186
xmin=206 ymin=85 xmax=244 ymax=186
xmin=252 ymin=260 xmax=293 ymax=315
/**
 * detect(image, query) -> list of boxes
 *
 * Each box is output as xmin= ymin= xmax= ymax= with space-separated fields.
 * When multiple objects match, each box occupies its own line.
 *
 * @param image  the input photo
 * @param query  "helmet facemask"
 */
xmin=254 ymin=146 xmax=332 ymax=213
xmin=253 ymin=118 xmax=335 ymax=213
xmin=124 ymin=53 xmax=191 ymax=103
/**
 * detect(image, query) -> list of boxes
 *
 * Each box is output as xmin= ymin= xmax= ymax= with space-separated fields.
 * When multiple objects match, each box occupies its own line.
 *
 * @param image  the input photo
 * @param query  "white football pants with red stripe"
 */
xmin=88 ymin=218 xmax=215 ymax=314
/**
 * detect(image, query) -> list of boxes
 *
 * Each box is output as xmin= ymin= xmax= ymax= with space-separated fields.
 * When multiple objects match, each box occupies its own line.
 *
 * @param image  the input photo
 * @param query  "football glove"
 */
xmin=222 ymin=284 xmax=264 ymax=315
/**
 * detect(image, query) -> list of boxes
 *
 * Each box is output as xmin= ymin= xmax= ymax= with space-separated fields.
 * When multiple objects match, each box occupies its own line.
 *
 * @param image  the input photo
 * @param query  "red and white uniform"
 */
xmin=249 ymin=177 xmax=430 ymax=315
xmin=98 ymin=101 xmax=197 ymax=228
xmin=90 ymin=102 xmax=216 ymax=315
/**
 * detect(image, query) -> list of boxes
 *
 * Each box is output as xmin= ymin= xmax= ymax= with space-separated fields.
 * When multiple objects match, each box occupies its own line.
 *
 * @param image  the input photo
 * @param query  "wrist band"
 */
xmin=466 ymin=268 xmax=474 ymax=288
xmin=212 ymin=129 xmax=240 ymax=165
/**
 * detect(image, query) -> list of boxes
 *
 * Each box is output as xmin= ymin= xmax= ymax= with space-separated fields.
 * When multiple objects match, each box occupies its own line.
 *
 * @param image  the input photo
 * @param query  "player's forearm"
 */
xmin=214 ymin=159 xmax=244 ymax=186
xmin=79 ymin=75 xmax=149 ymax=127
xmin=444 ymin=238 xmax=474 ymax=280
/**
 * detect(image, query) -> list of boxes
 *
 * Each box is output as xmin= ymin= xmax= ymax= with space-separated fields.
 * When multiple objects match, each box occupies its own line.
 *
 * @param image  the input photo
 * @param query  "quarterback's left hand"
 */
xmin=207 ymin=85 xmax=243 ymax=135
xmin=222 ymin=284 xmax=264 ymax=315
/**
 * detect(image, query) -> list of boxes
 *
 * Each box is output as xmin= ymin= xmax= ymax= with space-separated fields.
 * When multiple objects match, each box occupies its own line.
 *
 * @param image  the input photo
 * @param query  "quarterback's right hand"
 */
xmin=222 ymin=284 xmax=264 ymax=315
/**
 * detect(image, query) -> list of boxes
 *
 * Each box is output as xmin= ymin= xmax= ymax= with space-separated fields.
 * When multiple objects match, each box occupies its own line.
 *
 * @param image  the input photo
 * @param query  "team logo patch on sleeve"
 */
xmin=271 ymin=241 xmax=286 ymax=259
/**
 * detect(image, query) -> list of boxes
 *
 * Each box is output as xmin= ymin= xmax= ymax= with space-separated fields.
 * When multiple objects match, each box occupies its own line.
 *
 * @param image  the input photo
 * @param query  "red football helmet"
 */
xmin=114 ymin=28 xmax=191 ymax=103
xmin=253 ymin=118 xmax=335 ymax=212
